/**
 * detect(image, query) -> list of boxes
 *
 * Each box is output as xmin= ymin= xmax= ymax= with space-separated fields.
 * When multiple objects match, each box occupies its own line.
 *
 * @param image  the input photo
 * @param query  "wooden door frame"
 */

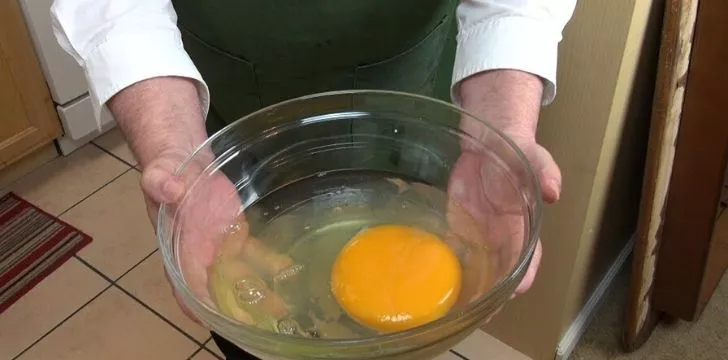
xmin=623 ymin=0 xmax=697 ymax=350
xmin=650 ymin=0 xmax=728 ymax=320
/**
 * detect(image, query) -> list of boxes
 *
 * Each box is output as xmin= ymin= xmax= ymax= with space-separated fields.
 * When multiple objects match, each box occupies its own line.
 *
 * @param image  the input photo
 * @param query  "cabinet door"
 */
xmin=0 ymin=0 xmax=61 ymax=169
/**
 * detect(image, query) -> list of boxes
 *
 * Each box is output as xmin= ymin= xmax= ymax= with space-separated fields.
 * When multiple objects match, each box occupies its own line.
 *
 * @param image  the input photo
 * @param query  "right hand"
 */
xmin=104 ymin=76 xmax=223 ymax=324
xmin=140 ymin=147 xmax=243 ymax=324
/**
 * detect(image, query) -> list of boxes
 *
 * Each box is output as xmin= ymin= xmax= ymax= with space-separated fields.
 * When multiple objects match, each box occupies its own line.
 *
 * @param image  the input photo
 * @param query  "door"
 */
xmin=650 ymin=0 xmax=728 ymax=321
xmin=624 ymin=0 xmax=728 ymax=350
xmin=0 ymin=0 xmax=62 ymax=170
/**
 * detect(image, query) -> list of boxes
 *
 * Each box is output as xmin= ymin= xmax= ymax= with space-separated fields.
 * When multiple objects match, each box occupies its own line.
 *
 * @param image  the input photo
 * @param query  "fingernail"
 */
xmin=162 ymin=179 xmax=184 ymax=203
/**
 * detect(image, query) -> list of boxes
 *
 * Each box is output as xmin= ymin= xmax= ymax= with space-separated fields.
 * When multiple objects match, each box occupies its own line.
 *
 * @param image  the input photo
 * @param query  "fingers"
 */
xmin=515 ymin=239 xmax=542 ymax=295
xmin=173 ymin=288 xmax=205 ymax=326
xmin=141 ymin=163 xmax=186 ymax=205
xmin=524 ymin=144 xmax=562 ymax=204
xmin=163 ymin=269 xmax=205 ymax=325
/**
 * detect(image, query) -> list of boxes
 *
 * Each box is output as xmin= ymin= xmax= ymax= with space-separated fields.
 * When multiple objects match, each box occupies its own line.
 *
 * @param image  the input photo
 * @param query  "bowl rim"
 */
xmin=157 ymin=89 xmax=543 ymax=352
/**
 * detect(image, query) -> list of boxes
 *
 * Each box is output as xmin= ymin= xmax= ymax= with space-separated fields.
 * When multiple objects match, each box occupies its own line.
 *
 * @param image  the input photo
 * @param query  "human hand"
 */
xmin=103 ymin=76 xmax=229 ymax=324
xmin=449 ymin=70 xmax=561 ymax=298
xmin=141 ymin=146 xmax=242 ymax=324
xmin=447 ymin=127 xmax=561 ymax=299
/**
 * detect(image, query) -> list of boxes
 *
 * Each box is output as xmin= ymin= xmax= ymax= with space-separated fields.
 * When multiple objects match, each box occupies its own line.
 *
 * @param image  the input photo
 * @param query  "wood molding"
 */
xmin=623 ymin=0 xmax=699 ymax=350
xmin=651 ymin=0 xmax=728 ymax=320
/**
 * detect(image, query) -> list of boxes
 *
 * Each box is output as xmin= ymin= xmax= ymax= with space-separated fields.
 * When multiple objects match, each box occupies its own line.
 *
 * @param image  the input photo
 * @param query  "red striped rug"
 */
xmin=0 ymin=192 xmax=92 ymax=313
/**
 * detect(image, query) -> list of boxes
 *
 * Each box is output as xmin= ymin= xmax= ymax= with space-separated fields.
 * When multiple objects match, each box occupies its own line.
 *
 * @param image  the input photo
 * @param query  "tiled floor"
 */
xmin=0 ymin=128 xmax=528 ymax=360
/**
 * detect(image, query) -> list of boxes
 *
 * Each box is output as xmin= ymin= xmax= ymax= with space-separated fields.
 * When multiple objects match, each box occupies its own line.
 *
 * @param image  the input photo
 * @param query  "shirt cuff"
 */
xmin=451 ymin=16 xmax=560 ymax=106
xmin=83 ymin=28 xmax=210 ymax=126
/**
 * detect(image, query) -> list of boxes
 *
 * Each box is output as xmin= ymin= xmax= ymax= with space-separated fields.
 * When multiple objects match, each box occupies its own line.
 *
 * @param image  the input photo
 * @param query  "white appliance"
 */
xmin=18 ymin=0 xmax=116 ymax=155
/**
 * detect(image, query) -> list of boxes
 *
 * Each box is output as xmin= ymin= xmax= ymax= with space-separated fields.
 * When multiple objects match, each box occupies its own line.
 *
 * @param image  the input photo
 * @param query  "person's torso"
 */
xmin=173 ymin=0 xmax=455 ymax=70
xmin=172 ymin=0 xmax=457 ymax=125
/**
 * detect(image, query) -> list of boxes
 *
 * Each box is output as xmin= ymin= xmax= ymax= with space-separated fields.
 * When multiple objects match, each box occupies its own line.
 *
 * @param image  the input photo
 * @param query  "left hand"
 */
xmin=447 ymin=131 xmax=561 ymax=296
xmin=448 ymin=70 xmax=562 ymax=297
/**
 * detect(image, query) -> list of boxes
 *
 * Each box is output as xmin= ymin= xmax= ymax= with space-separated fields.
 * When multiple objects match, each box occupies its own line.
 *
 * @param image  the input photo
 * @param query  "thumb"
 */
xmin=522 ymin=143 xmax=562 ymax=204
xmin=141 ymin=162 xmax=186 ymax=205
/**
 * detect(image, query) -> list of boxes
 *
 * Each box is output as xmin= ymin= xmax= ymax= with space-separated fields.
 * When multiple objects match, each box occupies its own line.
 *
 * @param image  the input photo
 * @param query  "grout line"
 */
xmin=199 ymin=346 xmax=223 ymax=360
xmin=20 ymin=250 xmax=471 ymax=360
xmin=75 ymin=251 xmax=207 ymax=347
xmin=74 ymin=247 xmax=156 ymax=284
xmin=11 ymin=283 xmax=114 ymax=360
xmin=56 ymin=167 xmax=133 ymax=217
xmin=202 ymin=337 xmax=223 ymax=359
xmin=115 ymin=248 xmax=158 ymax=281
xmin=113 ymin=282 xmax=207 ymax=347
xmin=205 ymin=343 xmax=223 ymax=360
xmin=90 ymin=141 xmax=141 ymax=173
xmin=186 ymin=346 xmax=204 ymax=360
xmin=91 ymin=141 xmax=138 ymax=169
xmin=10 ymin=236 xmax=155 ymax=358
xmin=57 ymin=249 xmax=471 ymax=360
xmin=450 ymin=349 xmax=469 ymax=360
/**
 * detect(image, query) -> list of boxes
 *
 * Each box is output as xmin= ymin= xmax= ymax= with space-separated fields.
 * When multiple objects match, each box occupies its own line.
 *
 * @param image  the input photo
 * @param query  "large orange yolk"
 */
xmin=331 ymin=224 xmax=462 ymax=333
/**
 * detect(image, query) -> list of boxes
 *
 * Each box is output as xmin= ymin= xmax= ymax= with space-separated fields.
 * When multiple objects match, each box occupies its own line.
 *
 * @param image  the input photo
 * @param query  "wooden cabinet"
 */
xmin=0 ymin=0 xmax=61 ymax=170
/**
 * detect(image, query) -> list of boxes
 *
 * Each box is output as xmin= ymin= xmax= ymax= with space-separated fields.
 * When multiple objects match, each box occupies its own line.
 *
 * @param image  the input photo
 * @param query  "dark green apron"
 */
xmin=172 ymin=0 xmax=458 ymax=132
xmin=173 ymin=0 xmax=461 ymax=215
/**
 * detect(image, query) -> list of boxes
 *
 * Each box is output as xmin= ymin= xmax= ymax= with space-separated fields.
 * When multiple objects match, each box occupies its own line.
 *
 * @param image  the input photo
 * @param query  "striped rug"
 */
xmin=0 ymin=192 xmax=92 ymax=313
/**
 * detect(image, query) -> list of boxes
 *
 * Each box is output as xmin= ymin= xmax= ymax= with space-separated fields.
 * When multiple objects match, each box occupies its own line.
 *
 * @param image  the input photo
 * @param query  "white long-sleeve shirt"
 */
xmin=50 ymin=0 xmax=576 ymax=123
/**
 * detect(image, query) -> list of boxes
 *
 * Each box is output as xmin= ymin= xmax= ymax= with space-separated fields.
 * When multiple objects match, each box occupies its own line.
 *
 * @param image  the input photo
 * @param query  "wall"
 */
xmin=480 ymin=0 xmax=663 ymax=359
xmin=561 ymin=0 xmax=663 ymax=331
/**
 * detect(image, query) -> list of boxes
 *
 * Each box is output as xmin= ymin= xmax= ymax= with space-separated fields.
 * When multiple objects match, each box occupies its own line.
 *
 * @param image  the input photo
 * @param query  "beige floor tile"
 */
xmin=118 ymin=251 xmax=210 ymax=342
xmin=191 ymin=349 xmax=220 ymax=360
xmin=16 ymin=287 xmax=198 ymax=360
xmin=205 ymin=338 xmax=224 ymax=358
xmin=93 ymin=128 xmax=137 ymax=165
xmin=10 ymin=145 xmax=129 ymax=215
xmin=0 ymin=144 xmax=58 ymax=194
xmin=0 ymin=258 xmax=109 ymax=359
xmin=61 ymin=170 xmax=157 ymax=279
xmin=452 ymin=329 xmax=531 ymax=360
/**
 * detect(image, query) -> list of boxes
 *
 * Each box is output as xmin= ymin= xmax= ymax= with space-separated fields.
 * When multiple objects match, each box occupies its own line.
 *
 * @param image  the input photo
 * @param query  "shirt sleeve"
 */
xmin=50 ymin=0 xmax=210 ymax=124
xmin=452 ymin=0 xmax=578 ymax=106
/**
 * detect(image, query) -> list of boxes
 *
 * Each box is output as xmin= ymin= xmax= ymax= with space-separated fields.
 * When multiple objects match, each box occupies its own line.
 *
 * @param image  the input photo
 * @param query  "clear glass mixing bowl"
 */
xmin=158 ymin=90 xmax=542 ymax=360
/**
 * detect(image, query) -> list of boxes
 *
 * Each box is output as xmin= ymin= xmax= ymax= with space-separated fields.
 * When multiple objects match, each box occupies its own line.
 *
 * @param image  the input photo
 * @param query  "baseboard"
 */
xmin=555 ymin=234 xmax=636 ymax=360
xmin=56 ymin=121 xmax=116 ymax=155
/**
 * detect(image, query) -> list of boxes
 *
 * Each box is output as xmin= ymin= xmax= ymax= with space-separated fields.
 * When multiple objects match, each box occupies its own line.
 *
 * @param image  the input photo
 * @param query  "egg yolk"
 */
xmin=331 ymin=224 xmax=462 ymax=333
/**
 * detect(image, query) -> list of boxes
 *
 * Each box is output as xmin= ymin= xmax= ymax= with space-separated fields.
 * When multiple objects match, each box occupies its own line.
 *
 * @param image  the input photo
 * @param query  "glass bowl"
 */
xmin=157 ymin=90 xmax=542 ymax=360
